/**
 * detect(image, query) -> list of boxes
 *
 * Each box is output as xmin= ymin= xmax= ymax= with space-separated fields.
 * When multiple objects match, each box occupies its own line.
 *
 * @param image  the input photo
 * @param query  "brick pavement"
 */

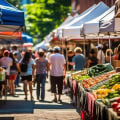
xmin=0 ymin=80 xmax=80 ymax=120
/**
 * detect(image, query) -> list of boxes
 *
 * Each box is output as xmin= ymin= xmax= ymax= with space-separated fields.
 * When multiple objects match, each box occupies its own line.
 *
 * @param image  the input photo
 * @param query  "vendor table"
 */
xmin=66 ymin=72 xmax=120 ymax=120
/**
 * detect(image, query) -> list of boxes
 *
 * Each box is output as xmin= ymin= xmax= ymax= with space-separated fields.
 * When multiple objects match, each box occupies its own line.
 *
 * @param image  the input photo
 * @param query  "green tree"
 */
xmin=25 ymin=0 xmax=71 ymax=44
xmin=7 ymin=0 xmax=21 ymax=9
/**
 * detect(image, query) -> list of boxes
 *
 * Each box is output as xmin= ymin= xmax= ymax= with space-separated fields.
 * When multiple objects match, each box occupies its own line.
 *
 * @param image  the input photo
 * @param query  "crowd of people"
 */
xmin=0 ymin=43 xmax=119 ymax=103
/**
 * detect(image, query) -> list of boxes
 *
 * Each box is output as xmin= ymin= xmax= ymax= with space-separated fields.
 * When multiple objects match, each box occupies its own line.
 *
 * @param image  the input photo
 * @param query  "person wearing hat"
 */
xmin=46 ymin=48 xmax=53 ymax=61
xmin=34 ymin=50 xmax=49 ymax=101
xmin=0 ymin=50 xmax=13 ymax=75
xmin=97 ymin=44 xmax=105 ymax=64
xmin=49 ymin=46 xmax=66 ymax=103
xmin=0 ymin=50 xmax=12 ymax=97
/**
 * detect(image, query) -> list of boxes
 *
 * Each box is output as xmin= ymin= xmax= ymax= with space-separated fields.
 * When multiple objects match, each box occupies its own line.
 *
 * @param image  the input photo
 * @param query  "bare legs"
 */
xmin=29 ymin=81 xmax=33 ymax=100
xmin=8 ymin=80 xmax=15 ymax=95
xmin=58 ymin=94 xmax=61 ymax=101
xmin=23 ymin=80 xmax=33 ymax=100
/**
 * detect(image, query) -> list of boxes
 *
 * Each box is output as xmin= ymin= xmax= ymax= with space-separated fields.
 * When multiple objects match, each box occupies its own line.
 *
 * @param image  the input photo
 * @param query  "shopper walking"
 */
xmin=0 ymin=50 xmax=12 ymax=96
xmin=12 ymin=46 xmax=22 ymax=88
xmin=46 ymin=48 xmax=53 ymax=91
xmin=35 ymin=50 xmax=49 ymax=101
xmin=49 ymin=46 xmax=66 ymax=103
xmin=19 ymin=51 xmax=35 ymax=101
xmin=9 ymin=52 xmax=20 ymax=95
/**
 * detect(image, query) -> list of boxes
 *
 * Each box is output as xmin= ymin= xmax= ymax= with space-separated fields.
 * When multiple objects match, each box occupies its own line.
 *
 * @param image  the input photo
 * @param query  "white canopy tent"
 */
xmin=99 ymin=8 xmax=115 ymax=34
xmin=56 ymin=4 xmax=97 ymax=38
xmin=58 ymin=4 xmax=97 ymax=29
xmin=80 ymin=5 xmax=115 ymax=37
xmin=33 ymin=41 xmax=49 ymax=51
xmin=61 ymin=2 xmax=109 ymax=40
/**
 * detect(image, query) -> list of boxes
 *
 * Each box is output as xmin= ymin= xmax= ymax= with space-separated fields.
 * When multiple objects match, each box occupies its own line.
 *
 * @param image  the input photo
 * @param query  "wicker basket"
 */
xmin=112 ymin=60 xmax=120 ymax=68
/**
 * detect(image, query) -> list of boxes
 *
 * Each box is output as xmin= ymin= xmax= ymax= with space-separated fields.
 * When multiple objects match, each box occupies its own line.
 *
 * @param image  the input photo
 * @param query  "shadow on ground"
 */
xmin=34 ymin=101 xmax=76 ymax=109
xmin=0 ymin=100 xmax=34 ymax=114
xmin=0 ymin=117 xmax=14 ymax=120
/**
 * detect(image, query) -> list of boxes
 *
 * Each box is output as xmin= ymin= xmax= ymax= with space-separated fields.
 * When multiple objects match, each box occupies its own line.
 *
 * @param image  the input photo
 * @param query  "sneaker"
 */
xmin=40 ymin=99 xmax=44 ymax=102
xmin=17 ymin=85 xmax=21 ymax=87
xmin=47 ymin=88 xmax=51 ymax=92
xmin=52 ymin=98 xmax=57 ymax=103
xmin=58 ymin=99 xmax=62 ymax=103
xmin=37 ymin=96 xmax=39 ymax=100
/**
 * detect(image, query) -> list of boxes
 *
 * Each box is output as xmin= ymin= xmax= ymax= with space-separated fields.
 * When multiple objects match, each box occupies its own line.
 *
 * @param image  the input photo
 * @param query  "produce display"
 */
xmin=87 ymin=64 xmax=113 ymax=77
xmin=111 ymin=98 xmax=120 ymax=116
xmin=72 ymin=69 xmax=87 ymax=79
xmin=72 ymin=63 xmax=114 ymax=89
xmin=93 ymin=74 xmax=120 ymax=99
xmin=69 ymin=62 xmax=120 ymax=117
xmin=81 ymin=70 xmax=116 ymax=89
xmin=74 ymin=74 xmax=90 ymax=82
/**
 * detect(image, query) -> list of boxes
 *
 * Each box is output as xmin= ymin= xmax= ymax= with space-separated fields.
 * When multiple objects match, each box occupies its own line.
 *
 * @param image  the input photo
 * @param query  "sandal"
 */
xmin=52 ymin=98 xmax=57 ymax=103
xmin=31 ymin=96 xmax=34 ymax=101
xmin=24 ymin=97 xmax=27 ymax=101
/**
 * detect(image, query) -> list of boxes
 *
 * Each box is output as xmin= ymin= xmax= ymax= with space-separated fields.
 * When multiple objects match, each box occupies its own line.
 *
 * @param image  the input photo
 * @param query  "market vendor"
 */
xmin=87 ymin=49 xmax=98 ymax=68
xmin=67 ymin=47 xmax=86 ymax=71
xmin=67 ymin=49 xmax=74 ymax=71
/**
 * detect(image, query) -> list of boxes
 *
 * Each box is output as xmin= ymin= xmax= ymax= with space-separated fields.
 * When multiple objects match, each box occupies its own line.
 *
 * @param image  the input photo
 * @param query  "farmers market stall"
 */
xmin=65 ymin=63 xmax=120 ymax=120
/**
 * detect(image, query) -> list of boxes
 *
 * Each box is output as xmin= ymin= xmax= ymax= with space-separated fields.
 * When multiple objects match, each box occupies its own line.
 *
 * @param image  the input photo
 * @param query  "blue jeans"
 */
xmin=15 ymin=73 xmax=20 ymax=86
xmin=36 ymin=74 xmax=46 ymax=100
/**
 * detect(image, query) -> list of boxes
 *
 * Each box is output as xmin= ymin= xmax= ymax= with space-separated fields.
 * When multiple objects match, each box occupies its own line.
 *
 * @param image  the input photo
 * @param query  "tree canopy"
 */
xmin=7 ymin=0 xmax=21 ymax=9
xmin=24 ymin=0 xmax=71 ymax=44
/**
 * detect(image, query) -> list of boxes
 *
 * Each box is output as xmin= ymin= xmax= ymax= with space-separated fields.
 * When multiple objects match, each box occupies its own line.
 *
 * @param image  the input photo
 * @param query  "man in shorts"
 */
xmin=49 ymin=46 xmax=66 ymax=103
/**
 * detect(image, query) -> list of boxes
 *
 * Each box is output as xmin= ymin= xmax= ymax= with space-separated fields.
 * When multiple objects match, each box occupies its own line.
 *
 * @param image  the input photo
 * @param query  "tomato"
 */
xmin=117 ymin=98 xmax=120 ymax=103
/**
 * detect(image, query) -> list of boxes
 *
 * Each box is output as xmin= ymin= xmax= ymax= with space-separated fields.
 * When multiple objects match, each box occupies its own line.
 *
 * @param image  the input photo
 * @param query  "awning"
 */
xmin=23 ymin=43 xmax=33 ymax=47
xmin=0 ymin=31 xmax=22 ymax=40
xmin=33 ymin=41 xmax=49 ymax=51
xmin=81 ymin=5 xmax=114 ymax=36
xmin=22 ymin=33 xmax=33 ymax=43
xmin=56 ymin=4 xmax=97 ymax=38
xmin=99 ymin=7 xmax=115 ymax=34
xmin=0 ymin=0 xmax=25 ymax=32
xmin=62 ymin=2 xmax=109 ymax=39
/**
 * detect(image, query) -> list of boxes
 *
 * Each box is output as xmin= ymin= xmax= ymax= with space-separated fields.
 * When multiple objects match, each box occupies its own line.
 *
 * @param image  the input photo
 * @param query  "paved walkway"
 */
xmin=0 ymin=80 xmax=80 ymax=120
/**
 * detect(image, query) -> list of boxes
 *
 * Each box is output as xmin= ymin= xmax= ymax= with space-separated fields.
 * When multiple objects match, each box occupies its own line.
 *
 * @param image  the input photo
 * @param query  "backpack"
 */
xmin=20 ymin=60 xmax=28 ymax=72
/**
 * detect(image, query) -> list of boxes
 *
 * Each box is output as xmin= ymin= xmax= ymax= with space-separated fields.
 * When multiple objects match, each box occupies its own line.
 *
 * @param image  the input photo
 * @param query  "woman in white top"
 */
xmin=19 ymin=51 xmax=35 ymax=101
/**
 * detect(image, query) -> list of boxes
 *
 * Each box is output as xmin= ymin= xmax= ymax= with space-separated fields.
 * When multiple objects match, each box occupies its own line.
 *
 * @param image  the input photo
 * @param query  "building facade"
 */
xmin=72 ymin=0 xmax=116 ymax=14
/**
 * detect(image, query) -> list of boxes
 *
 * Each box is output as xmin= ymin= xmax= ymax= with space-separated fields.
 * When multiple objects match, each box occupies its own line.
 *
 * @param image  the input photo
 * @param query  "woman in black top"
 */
xmin=87 ymin=49 xmax=98 ymax=68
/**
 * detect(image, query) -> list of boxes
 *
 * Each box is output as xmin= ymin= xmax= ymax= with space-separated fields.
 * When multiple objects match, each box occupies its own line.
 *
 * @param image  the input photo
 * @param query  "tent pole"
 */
xmin=62 ymin=29 xmax=64 ymax=55
xmin=62 ymin=38 xmax=64 ymax=55
xmin=98 ymin=33 xmax=100 ymax=45
xmin=65 ymin=39 xmax=68 ymax=71
xmin=84 ymin=35 xmax=86 ymax=57
xmin=108 ymin=32 xmax=111 ymax=64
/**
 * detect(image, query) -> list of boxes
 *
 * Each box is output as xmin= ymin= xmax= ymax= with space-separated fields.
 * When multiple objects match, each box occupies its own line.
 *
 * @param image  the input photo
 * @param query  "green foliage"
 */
xmin=7 ymin=0 xmax=21 ymax=9
xmin=24 ymin=0 xmax=71 ymax=45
